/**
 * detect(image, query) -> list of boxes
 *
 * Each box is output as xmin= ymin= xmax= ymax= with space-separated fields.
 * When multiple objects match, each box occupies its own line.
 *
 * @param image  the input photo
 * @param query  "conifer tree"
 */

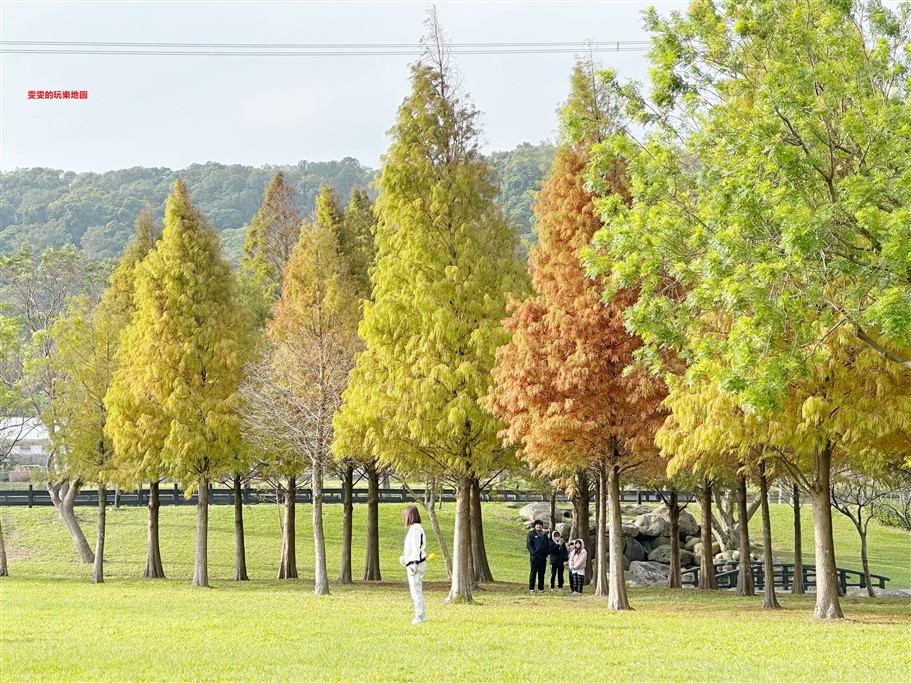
xmin=241 ymin=171 xmax=301 ymax=293
xmin=339 ymin=188 xmax=376 ymax=301
xmin=241 ymin=221 xmax=360 ymax=594
xmin=314 ymin=182 xmax=379 ymax=584
xmin=486 ymin=58 xmax=665 ymax=610
xmin=106 ymin=179 xmax=250 ymax=588
xmin=101 ymin=207 xmax=165 ymax=578
xmin=333 ymin=12 xmax=528 ymax=603
xmin=239 ymin=171 xmax=303 ymax=330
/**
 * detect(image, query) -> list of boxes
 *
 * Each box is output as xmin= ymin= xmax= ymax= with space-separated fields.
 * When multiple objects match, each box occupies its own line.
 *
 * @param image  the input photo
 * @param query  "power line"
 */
xmin=0 ymin=39 xmax=650 ymax=57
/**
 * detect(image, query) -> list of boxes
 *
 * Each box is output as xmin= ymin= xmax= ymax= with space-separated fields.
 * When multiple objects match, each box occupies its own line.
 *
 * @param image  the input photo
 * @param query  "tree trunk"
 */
xmin=144 ymin=480 xmax=165 ymax=578
xmin=594 ymin=460 xmax=608 ymax=597
xmin=192 ymin=475 xmax=209 ymax=588
xmin=363 ymin=463 xmax=381 ymax=581
xmin=758 ymin=465 xmax=780 ymax=609
xmin=735 ymin=475 xmax=755 ymax=596
xmin=445 ymin=474 xmax=473 ymax=603
xmin=809 ymin=446 xmax=844 ymax=619
xmin=791 ymin=484 xmax=805 ymax=594
xmin=549 ymin=489 xmax=557 ymax=532
xmin=114 ymin=485 xmax=121 ymax=509
xmin=569 ymin=469 xmax=592 ymax=584
xmin=233 ymin=473 xmax=248 ymax=581
xmin=469 ymin=477 xmax=494 ymax=583
xmin=0 ymin=516 xmax=8 ymax=577
xmin=278 ymin=476 xmax=298 ymax=579
xmin=606 ymin=463 xmax=630 ymax=610
xmin=312 ymin=460 xmax=330 ymax=596
xmin=424 ymin=481 xmax=452 ymax=578
xmin=667 ymin=491 xmax=682 ymax=589
xmin=698 ymin=478 xmax=717 ymax=590
xmin=47 ymin=479 xmax=94 ymax=563
xmin=339 ymin=464 xmax=354 ymax=584
xmin=859 ymin=524 xmax=874 ymax=598
xmin=92 ymin=484 xmax=107 ymax=584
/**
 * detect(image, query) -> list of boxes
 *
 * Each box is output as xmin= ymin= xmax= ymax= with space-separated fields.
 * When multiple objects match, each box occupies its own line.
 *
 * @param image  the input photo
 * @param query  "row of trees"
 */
xmin=1 ymin=3 xmax=908 ymax=624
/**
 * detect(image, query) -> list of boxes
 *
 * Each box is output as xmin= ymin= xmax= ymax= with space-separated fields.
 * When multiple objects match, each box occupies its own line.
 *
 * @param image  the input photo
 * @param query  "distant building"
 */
xmin=0 ymin=417 xmax=50 ymax=470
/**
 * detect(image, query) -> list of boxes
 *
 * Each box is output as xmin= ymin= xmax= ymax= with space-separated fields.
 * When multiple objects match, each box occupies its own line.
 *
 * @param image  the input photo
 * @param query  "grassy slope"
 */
xmin=766 ymin=503 xmax=911 ymax=588
xmin=1 ymin=502 xmax=909 ymax=682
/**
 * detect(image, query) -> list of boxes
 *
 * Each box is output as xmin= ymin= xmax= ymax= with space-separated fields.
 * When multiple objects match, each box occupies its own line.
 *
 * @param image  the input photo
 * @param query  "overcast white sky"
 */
xmin=0 ymin=1 xmax=684 ymax=172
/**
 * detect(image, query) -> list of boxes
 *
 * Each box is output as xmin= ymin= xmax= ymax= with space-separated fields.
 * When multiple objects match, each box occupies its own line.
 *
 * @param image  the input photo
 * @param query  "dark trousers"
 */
xmin=550 ymin=563 xmax=565 ymax=589
xmin=529 ymin=556 xmax=547 ymax=590
xmin=569 ymin=570 xmax=584 ymax=593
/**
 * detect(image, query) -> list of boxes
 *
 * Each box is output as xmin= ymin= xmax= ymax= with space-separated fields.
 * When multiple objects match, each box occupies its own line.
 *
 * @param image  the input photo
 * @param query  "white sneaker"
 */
xmin=411 ymin=616 xmax=427 ymax=625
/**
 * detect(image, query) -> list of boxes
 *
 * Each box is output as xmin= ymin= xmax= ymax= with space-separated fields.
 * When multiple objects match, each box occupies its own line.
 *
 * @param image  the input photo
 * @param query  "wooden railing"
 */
xmin=681 ymin=562 xmax=890 ymax=593
xmin=0 ymin=484 xmax=692 ymax=508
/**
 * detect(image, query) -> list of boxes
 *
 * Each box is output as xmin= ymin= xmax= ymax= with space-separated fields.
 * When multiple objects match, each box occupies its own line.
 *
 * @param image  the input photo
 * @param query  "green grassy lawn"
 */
xmin=1 ymin=501 xmax=909 ymax=682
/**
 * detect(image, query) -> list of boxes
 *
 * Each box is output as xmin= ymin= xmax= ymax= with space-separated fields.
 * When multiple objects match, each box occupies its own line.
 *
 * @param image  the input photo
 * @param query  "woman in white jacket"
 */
xmin=399 ymin=505 xmax=427 ymax=624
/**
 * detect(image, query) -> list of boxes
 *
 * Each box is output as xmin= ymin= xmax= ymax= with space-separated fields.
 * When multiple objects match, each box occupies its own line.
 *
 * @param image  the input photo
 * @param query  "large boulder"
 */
xmin=622 ymin=523 xmax=640 ymax=538
xmin=624 ymin=570 xmax=645 ymax=587
xmin=672 ymin=508 xmax=700 ymax=538
xmin=693 ymin=541 xmax=721 ymax=556
xmin=647 ymin=544 xmax=673 ymax=564
xmin=683 ymin=536 xmax=700 ymax=551
xmin=680 ymin=549 xmax=696 ymax=567
xmin=629 ymin=561 xmax=670 ymax=585
xmin=555 ymin=522 xmax=572 ymax=541
xmin=644 ymin=505 xmax=700 ymax=538
xmin=624 ymin=537 xmax=646 ymax=563
xmin=629 ymin=505 xmax=654 ymax=516
xmin=634 ymin=512 xmax=671 ymax=538
xmin=518 ymin=503 xmax=571 ymax=528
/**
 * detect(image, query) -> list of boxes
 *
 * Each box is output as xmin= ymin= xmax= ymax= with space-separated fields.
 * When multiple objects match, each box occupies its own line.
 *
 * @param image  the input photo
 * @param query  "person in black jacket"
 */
xmin=526 ymin=519 xmax=551 ymax=593
xmin=549 ymin=530 xmax=569 ymax=590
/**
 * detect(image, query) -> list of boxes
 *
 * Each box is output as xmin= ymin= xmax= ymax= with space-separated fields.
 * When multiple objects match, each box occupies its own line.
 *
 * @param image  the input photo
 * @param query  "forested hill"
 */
xmin=0 ymin=142 xmax=555 ymax=262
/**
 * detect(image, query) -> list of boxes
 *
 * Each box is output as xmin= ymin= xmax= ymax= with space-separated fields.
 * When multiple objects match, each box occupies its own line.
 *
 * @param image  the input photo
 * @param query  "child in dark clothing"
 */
xmin=549 ymin=531 xmax=569 ymax=590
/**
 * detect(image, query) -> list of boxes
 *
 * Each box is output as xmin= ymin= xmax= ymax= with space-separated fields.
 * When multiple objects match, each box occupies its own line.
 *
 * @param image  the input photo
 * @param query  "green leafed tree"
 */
xmin=50 ymin=296 xmax=119 ymax=583
xmin=106 ymin=179 xmax=251 ymax=588
xmin=0 ymin=314 xmax=27 ymax=577
xmin=587 ymin=0 xmax=911 ymax=412
xmin=333 ymin=12 xmax=529 ymax=603
xmin=0 ymin=244 xmax=108 ymax=565
xmin=585 ymin=0 xmax=911 ymax=620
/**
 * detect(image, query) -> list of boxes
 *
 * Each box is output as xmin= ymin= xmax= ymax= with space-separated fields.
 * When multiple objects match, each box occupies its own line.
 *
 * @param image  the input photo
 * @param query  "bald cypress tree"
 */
xmin=486 ymin=58 xmax=666 ymax=610
xmin=241 ymin=171 xmax=301 ymax=292
xmin=100 ymin=206 xmax=166 ymax=578
xmin=106 ymin=180 xmax=251 ymax=588
xmin=333 ymin=13 xmax=528 ymax=603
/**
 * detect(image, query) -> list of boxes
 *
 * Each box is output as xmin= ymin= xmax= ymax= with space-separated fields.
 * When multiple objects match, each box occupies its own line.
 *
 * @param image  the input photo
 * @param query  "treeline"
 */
xmin=1 ymin=2 xmax=908 ymax=626
xmin=0 ymin=145 xmax=554 ymax=262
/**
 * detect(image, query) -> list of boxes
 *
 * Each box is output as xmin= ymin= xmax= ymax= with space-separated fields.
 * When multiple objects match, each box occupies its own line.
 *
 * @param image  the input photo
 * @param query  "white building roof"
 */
xmin=0 ymin=417 xmax=50 ymax=443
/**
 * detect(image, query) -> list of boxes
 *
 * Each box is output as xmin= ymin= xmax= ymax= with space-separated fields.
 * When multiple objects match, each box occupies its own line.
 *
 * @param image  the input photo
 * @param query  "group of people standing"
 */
xmin=525 ymin=519 xmax=587 ymax=594
xmin=400 ymin=510 xmax=593 ymax=627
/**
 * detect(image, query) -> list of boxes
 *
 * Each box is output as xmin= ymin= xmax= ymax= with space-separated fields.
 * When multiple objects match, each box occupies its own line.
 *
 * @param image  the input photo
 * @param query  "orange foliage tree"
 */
xmin=486 ymin=59 xmax=667 ymax=610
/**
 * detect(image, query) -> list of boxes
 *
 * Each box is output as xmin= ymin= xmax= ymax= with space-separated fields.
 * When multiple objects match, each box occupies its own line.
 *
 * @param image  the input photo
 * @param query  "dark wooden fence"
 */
xmin=0 ymin=484 xmax=691 ymax=508
xmin=681 ymin=562 xmax=890 ymax=592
